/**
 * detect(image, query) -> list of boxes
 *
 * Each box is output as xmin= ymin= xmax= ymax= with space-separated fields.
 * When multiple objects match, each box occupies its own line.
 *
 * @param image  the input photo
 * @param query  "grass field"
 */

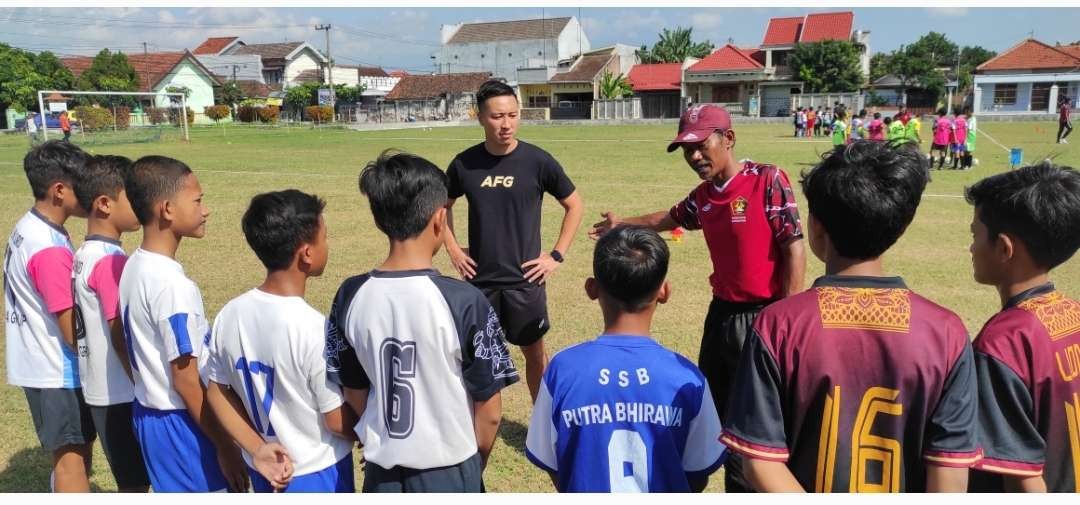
xmin=0 ymin=119 xmax=1078 ymax=492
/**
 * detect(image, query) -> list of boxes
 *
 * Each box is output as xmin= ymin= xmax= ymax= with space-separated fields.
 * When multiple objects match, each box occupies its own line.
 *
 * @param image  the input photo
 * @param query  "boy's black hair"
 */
xmin=242 ymin=190 xmax=326 ymax=272
xmin=858 ymin=108 xmax=867 ymax=117
xmin=884 ymin=116 xmax=893 ymax=124
xmin=801 ymin=140 xmax=929 ymax=260
xmin=593 ymin=225 xmax=670 ymax=313
xmin=75 ymin=155 xmax=132 ymax=212
xmin=127 ymin=155 xmax=193 ymax=225
xmin=873 ymin=112 xmax=881 ymax=119
xmin=476 ymin=79 xmax=517 ymax=111
xmin=937 ymin=107 xmax=947 ymax=116
xmin=23 ymin=140 xmax=88 ymax=200
xmin=965 ymin=162 xmax=1080 ymax=270
xmin=359 ymin=150 xmax=448 ymax=241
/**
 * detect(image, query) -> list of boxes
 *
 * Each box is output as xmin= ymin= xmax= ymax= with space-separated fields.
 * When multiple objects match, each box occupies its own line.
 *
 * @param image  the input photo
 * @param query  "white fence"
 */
xmin=592 ymin=98 xmax=643 ymax=120
xmin=791 ymin=92 xmax=864 ymax=113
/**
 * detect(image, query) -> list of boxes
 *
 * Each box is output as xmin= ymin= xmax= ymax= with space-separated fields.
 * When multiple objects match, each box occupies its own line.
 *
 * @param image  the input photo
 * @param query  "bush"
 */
xmin=236 ymin=105 xmax=258 ymax=123
xmin=204 ymin=104 xmax=231 ymax=122
xmin=168 ymin=107 xmax=194 ymax=126
xmin=113 ymin=106 xmax=131 ymax=130
xmin=73 ymin=106 xmax=115 ymax=131
xmin=257 ymin=106 xmax=280 ymax=124
xmin=304 ymin=105 xmax=333 ymax=122
xmin=146 ymin=107 xmax=167 ymax=125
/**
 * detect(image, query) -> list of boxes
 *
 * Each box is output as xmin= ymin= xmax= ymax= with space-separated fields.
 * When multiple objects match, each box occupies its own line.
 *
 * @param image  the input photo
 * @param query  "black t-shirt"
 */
xmin=447 ymin=141 xmax=576 ymax=289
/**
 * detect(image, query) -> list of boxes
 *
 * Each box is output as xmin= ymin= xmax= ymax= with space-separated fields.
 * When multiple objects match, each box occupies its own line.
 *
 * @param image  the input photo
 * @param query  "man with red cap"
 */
xmin=589 ymin=104 xmax=806 ymax=492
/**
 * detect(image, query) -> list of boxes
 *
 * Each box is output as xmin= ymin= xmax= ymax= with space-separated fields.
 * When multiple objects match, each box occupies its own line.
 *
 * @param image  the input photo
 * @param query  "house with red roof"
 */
xmin=627 ymin=62 xmax=683 ymax=118
xmin=191 ymin=36 xmax=328 ymax=90
xmin=973 ymin=38 xmax=1080 ymax=115
xmin=683 ymin=11 xmax=869 ymax=117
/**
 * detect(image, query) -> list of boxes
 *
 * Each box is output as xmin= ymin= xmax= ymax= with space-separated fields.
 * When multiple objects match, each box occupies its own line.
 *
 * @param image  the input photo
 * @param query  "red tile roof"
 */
xmin=761 ymin=11 xmax=853 ymax=46
xmin=688 ymin=44 xmax=765 ymax=73
xmin=977 ymin=39 xmax=1080 ymax=72
xmin=235 ymin=79 xmax=273 ymax=98
xmin=549 ymin=53 xmax=613 ymax=83
xmin=294 ymin=69 xmax=323 ymax=83
xmin=62 ymin=51 xmax=221 ymax=92
xmin=357 ymin=66 xmax=389 ymax=77
xmin=799 ymin=12 xmax=854 ymax=43
xmin=627 ymin=63 xmax=681 ymax=92
xmin=388 ymin=70 xmax=409 ymax=77
xmin=762 ymin=17 xmax=803 ymax=46
xmin=385 ymin=72 xmax=492 ymax=100
xmin=193 ymin=37 xmax=239 ymax=55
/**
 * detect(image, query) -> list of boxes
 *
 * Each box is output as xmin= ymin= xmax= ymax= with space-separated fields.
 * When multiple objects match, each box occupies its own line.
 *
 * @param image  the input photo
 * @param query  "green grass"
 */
xmin=1 ymin=120 xmax=1078 ymax=492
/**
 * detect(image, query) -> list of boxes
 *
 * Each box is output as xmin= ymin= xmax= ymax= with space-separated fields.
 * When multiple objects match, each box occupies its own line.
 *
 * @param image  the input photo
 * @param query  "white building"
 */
xmin=973 ymin=38 xmax=1080 ymax=115
xmin=192 ymin=36 xmax=328 ymax=89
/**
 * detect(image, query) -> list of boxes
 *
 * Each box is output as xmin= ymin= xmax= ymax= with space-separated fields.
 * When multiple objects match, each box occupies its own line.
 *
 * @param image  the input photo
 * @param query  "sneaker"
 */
xmin=1063 ymin=139 xmax=1069 ymax=144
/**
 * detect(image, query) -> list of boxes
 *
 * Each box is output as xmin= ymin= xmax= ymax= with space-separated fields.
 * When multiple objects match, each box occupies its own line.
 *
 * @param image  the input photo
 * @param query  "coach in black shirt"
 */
xmin=445 ymin=80 xmax=584 ymax=402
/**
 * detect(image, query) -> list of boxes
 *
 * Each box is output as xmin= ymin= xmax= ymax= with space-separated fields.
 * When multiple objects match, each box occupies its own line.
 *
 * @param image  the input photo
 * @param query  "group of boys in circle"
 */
xmin=5 ymin=79 xmax=1080 ymax=494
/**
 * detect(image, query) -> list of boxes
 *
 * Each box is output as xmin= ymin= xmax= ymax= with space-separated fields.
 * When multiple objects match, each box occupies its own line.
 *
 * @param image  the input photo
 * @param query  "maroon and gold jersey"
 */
xmin=972 ymin=283 xmax=1080 ymax=492
xmin=721 ymin=275 xmax=980 ymax=492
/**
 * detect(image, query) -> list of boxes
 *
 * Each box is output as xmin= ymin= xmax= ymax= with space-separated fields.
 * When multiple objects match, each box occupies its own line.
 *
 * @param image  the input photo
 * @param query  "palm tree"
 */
xmin=637 ymin=27 xmax=714 ymax=64
xmin=599 ymin=71 xmax=633 ymax=100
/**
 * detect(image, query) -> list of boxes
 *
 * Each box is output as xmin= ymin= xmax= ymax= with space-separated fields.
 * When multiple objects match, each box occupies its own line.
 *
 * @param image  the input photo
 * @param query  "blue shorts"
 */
xmin=249 ymin=454 xmax=354 ymax=493
xmin=132 ymin=401 xmax=228 ymax=492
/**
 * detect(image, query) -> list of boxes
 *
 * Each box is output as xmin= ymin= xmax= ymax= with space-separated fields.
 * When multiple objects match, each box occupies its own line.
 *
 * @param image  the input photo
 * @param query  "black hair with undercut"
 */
xmin=801 ymin=140 xmax=929 ymax=260
xmin=965 ymin=162 xmax=1080 ymax=270
xmin=476 ymin=79 xmax=517 ymax=111
xmin=359 ymin=150 xmax=448 ymax=241
xmin=242 ymin=189 xmax=326 ymax=272
xmin=126 ymin=155 xmax=193 ymax=225
xmin=23 ymin=140 xmax=88 ymax=200
xmin=75 ymin=155 xmax=132 ymax=212
xmin=593 ymin=225 xmax=670 ymax=313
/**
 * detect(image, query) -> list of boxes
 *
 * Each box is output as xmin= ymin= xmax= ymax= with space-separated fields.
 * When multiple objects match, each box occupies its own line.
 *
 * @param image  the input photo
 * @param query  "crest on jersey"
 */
xmin=731 ymin=196 xmax=748 ymax=223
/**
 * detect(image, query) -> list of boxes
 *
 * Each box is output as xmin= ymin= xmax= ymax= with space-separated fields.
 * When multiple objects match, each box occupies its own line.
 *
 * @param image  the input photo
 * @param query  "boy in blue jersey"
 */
xmin=525 ymin=226 xmax=726 ymax=492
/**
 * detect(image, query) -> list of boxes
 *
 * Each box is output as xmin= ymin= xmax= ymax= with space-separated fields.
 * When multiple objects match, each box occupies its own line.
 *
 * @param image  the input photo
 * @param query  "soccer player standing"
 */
xmin=444 ymin=80 xmax=584 ymax=403
xmin=965 ymin=163 xmax=1080 ymax=492
xmin=721 ymin=141 xmax=979 ymax=492
xmin=1059 ymin=94 xmax=1073 ymax=144
xmin=590 ymin=104 xmax=805 ymax=491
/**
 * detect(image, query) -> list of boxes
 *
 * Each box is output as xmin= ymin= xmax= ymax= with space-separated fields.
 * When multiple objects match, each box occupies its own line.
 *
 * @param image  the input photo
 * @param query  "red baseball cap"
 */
xmin=667 ymin=104 xmax=732 ymax=152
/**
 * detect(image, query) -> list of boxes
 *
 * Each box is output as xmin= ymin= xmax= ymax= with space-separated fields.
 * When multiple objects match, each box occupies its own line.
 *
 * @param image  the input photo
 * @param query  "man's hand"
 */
xmin=252 ymin=442 xmax=293 ymax=492
xmin=588 ymin=211 xmax=622 ymax=240
xmin=217 ymin=446 xmax=251 ymax=492
xmin=522 ymin=252 xmax=560 ymax=285
xmin=448 ymin=245 xmax=477 ymax=280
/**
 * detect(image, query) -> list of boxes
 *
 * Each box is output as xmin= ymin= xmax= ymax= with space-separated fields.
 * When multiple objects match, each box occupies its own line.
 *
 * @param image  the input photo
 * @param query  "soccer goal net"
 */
xmin=34 ymin=90 xmax=191 ymax=146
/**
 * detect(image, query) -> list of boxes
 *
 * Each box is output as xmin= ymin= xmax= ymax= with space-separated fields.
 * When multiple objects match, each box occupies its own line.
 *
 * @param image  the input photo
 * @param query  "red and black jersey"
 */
xmin=668 ymin=160 xmax=802 ymax=303
xmin=972 ymin=283 xmax=1080 ymax=492
xmin=721 ymin=275 xmax=980 ymax=492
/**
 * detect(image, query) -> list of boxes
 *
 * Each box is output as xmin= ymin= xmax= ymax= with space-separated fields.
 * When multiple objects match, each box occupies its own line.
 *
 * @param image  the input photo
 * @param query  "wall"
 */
xmin=151 ymin=58 xmax=218 ymax=124
xmin=286 ymin=49 xmax=322 ymax=87
xmin=978 ymin=82 xmax=1033 ymax=113
xmin=327 ymin=66 xmax=359 ymax=87
xmin=557 ymin=18 xmax=591 ymax=62
xmin=436 ymin=38 xmax=559 ymax=82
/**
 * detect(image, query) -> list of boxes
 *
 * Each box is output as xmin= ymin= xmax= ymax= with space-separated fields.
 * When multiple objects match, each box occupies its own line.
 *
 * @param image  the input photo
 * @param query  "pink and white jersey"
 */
xmin=74 ymin=236 xmax=134 ymax=406
xmin=119 ymin=248 xmax=210 ymax=410
xmin=933 ymin=117 xmax=952 ymax=145
xmin=4 ymin=209 xmax=77 ymax=389
xmin=867 ymin=119 xmax=885 ymax=141
xmin=953 ymin=116 xmax=968 ymax=145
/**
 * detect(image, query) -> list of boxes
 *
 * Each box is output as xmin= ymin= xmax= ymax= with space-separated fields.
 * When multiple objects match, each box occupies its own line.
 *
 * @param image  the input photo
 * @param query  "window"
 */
xmin=993 ymin=84 xmax=1017 ymax=106
xmin=528 ymin=96 xmax=551 ymax=108
xmin=1031 ymin=83 xmax=1053 ymax=111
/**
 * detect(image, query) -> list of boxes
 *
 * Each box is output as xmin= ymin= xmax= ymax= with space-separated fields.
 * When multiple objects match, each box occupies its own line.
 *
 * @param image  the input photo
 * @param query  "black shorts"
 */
xmin=362 ymin=452 xmax=483 ymax=492
xmin=90 ymin=403 xmax=150 ymax=489
xmin=481 ymin=285 xmax=550 ymax=346
xmin=931 ymin=143 xmax=948 ymax=151
xmin=22 ymin=387 xmax=96 ymax=452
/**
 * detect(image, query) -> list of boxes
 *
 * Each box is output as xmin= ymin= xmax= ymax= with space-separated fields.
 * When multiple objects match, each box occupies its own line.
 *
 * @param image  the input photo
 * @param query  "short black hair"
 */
xmin=965 ymin=162 xmax=1080 ymax=270
xmin=127 ymin=155 xmax=193 ymax=225
xmin=358 ymin=150 xmax=448 ymax=241
xmin=23 ymin=140 xmax=88 ymax=200
xmin=873 ymin=112 xmax=881 ymax=119
xmin=476 ymin=79 xmax=517 ymax=111
xmin=593 ymin=226 xmax=670 ymax=313
xmin=242 ymin=190 xmax=326 ymax=272
xmin=75 ymin=155 xmax=132 ymax=212
xmin=801 ymin=140 xmax=929 ymax=260
xmin=884 ymin=116 xmax=892 ymax=125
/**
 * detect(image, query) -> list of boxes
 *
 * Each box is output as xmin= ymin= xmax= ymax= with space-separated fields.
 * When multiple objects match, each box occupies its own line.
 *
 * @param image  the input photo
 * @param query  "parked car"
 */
xmin=14 ymin=113 xmax=77 ymax=131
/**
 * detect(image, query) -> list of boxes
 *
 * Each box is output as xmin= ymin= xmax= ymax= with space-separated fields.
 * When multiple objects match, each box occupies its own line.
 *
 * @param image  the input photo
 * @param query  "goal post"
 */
xmin=37 ymin=90 xmax=189 ymax=142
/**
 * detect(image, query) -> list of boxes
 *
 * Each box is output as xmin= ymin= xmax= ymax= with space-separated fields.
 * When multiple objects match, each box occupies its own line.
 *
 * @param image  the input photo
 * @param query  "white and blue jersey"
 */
xmin=525 ymin=335 xmax=726 ymax=492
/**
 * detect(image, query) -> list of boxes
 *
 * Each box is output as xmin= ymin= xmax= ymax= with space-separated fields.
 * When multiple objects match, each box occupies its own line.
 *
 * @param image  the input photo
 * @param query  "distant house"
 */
xmin=193 ymin=53 xmax=273 ymax=98
xmin=973 ymin=38 xmax=1080 ymax=115
xmin=385 ymin=71 xmax=492 ymax=102
xmin=62 ymin=50 xmax=222 ymax=123
xmin=684 ymin=11 xmax=870 ymax=117
xmin=528 ymin=45 xmax=639 ymax=119
xmin=356 ymin=67 xmax=400 ymax=104
xmin=628 ymin=63 xmax=682 ymax=118
xmin=192 ymin=36 xmax=329 ymax=89
xmin=435 ymin=16 xmax=590 ymax=85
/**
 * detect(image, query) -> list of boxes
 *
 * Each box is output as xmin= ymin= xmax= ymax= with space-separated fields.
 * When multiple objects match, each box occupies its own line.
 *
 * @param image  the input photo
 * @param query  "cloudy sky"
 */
xmin=2 ymin=6 xmax=1078 ymax=72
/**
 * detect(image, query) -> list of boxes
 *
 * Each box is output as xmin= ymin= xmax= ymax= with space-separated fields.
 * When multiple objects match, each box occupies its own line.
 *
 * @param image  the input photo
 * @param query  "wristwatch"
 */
xmin=550 ymin=250 xmax=564 ymax=263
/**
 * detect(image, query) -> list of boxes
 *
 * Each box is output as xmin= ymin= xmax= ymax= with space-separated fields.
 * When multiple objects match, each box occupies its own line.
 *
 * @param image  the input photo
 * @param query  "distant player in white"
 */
xmin=326 ymin=151 xmax=519 ymax=492
xmin=526 ymin=226 xmax=726 ymax=492
xmin=118 ymin=156 xmax=247 ymax=492
xmin=5 ymin=141 xmax=93 ymax=492
xmin=71 ymin=155 xmax=150 ymax=492
xmin=206 ymin=190 xmax=355 ymax=492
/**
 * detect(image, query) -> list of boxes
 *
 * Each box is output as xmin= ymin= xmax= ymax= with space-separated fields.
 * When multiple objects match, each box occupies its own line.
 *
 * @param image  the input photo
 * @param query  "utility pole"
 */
xmin=316 ymin=24 xmax=335 ymax=115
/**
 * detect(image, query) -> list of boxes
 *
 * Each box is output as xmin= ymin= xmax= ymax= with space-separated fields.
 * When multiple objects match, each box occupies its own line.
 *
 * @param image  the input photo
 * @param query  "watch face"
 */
xmin=551 ymin=250 xmax=563 ymax=262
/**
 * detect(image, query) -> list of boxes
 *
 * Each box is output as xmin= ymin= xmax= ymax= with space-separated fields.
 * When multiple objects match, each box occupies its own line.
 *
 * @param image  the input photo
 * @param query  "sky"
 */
xmin=2 ymin=6 xmax=1079 ymax=73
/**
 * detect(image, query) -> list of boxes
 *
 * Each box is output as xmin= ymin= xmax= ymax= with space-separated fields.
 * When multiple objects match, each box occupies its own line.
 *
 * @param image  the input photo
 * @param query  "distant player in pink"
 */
xmin=951 ymin=113 xmax=968 ymax=170
xmin=931 ymin=108 xmax=951 ymax=170
xmin=867 ymin=112 xmax=885 ymax=141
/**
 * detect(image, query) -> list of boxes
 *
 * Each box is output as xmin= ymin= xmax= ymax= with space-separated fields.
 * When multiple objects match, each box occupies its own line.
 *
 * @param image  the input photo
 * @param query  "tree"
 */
xmin=957 ymin=45 xmax=996 ymax=91
xmin=869 ymin=52 xmax=891 ymax=83
xmin=788 ymin=40 xmax=865 ymax=92
xmin=907 ymin=32 xmax=958 ymax=68
xmin=637 ymin=27 xmax=714 ymax=64
xmin=76 ymin=49 xmax=138 ymax=106
xmin=215 ymin=81 xmax=245 ymax=108
xmin=0 ymin=44 xmax=50 ymax=114
xmin=32 ymin=51 xmax=76 ymax=91
xmin=332 ymin=83 xmax=365 ymax=105
xmin=284 ymin=82 xmax=320 ymax=108
xmin=599 ymin=71 xmax=633 ymax=99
